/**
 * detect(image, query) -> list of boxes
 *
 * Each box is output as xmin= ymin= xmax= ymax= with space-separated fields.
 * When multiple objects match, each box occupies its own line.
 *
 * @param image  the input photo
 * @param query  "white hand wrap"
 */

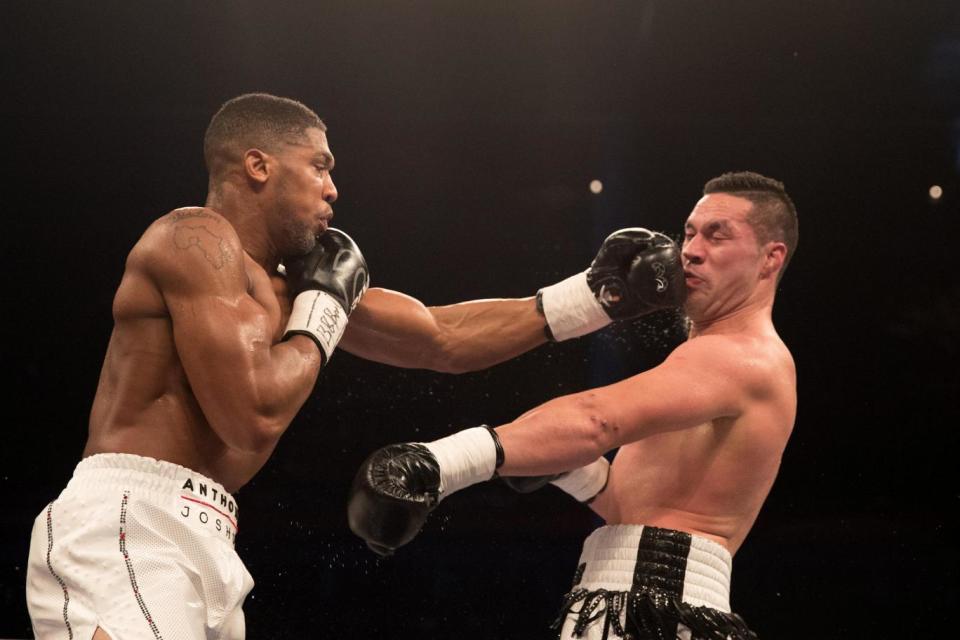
xmin=551 ymin=457 xmax=610 ymax=502
xmin=284 ymin=290 xmax=348 ymax=363
xmin=422 ymin=427 xmax=498 ymax=499
xmin=538 ymin=271 xmax=611 ymax=341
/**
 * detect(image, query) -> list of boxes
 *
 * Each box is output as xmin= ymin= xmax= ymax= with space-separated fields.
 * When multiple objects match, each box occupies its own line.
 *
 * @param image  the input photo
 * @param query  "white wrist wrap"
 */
xmin=539 ymin=271 xmax=612 ymax=341
xmin=551 ymin=457 xmax=610 ymax=502
xmin=284 ymin=290 xmax=348 ymax=362
xmin=422 ymin=427 xmax=498 ymax=499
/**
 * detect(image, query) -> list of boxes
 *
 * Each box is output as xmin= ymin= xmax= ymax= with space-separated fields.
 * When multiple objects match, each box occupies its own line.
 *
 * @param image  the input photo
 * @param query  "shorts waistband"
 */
xmin=574 ymin=524 xmax=732 ymax=612
xmin=70 ymin=453 xmax=240 ymax=526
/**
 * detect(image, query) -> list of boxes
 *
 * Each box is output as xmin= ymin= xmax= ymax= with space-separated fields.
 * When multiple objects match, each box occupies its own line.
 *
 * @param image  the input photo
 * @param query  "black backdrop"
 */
xmin=3 ymin=2 xmax=958 ymax=637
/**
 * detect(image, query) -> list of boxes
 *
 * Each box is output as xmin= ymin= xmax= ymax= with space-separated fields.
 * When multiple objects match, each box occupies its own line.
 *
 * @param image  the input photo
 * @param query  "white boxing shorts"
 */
xmin=27 ymin=453 xmax=254 ymax=640
xmin=555 ymin=525 xmax=757 ymax=640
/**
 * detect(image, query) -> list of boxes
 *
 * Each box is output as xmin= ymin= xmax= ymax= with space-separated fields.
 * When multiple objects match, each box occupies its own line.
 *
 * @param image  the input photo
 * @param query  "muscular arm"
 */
xmin=339 ymin=288 xmax=547 ymax=373
xmin=495 ymin=335 xmax=747 ymax=475
xmin=337 ymin=224 xmax=687 ymax=372
xmin=147 ymin=210 xmax=322 ymax=453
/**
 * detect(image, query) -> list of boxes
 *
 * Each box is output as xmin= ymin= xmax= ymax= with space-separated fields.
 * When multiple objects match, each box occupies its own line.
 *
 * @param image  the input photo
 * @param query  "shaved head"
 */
xmin=203 ymin=93 xmax=326 ymax=180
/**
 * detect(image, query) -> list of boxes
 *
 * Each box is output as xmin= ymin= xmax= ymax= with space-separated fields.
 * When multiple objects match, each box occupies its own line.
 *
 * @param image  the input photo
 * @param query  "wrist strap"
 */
xmin=538 ymin=271 xmax=611 ymax=341
xmin=483 ymin=425 xmax=505 ymax=473
xmin=551 ymin=457 xmax=610 ymax=503
xmin=283 ymin=290 xmax=348 ymax=364
xmin=535 ymin=291 xmax=557 ymax=342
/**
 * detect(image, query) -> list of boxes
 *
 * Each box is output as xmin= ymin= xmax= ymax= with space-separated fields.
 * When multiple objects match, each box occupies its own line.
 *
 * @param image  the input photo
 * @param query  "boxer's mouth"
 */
xmin=317 ymin=214 xmax=332 ymax=233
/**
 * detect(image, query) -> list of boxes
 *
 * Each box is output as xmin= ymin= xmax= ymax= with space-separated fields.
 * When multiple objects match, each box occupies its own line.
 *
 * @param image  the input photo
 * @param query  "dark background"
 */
xmin=3 ymin=1 xmax=959 ymax=637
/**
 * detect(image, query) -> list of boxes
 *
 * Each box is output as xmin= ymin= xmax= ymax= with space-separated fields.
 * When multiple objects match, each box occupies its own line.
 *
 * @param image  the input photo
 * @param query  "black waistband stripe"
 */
xmin=631 ymin=526 xmax=693 ymax=600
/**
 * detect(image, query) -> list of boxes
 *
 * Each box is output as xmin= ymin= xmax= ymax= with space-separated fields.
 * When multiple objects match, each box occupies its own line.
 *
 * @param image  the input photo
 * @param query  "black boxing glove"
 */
xmin=537 ymin=228 xmax=685 ymax=341
xmin=347 ymin=443 xmax=441 ymax=556
xmin=501 ymin=457 xmax=610 ymax=503
xmin=615 ymin=230 xmax=686 ymax=317
xmin=282 ymin=228 xmax=370 ymax=364
xmin=347 ymin=426 xmax=502 ymax=556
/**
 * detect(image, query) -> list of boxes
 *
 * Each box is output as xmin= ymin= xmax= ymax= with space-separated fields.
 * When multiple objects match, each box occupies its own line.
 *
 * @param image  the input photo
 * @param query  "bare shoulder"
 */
xmin=669 ymin=331 xmax=795 ymax=397
xmin=665 ymin=334 xmax=748 ymax=370
xmin=130 ymin=207 xmax=246 ymax=294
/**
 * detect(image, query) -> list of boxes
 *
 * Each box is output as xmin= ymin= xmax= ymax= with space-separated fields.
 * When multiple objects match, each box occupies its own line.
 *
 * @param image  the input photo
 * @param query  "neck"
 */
xmin=205 ymin=181 xmax=279 ymax=272
xmin=687 ymin=294 xmax=775 ymax=339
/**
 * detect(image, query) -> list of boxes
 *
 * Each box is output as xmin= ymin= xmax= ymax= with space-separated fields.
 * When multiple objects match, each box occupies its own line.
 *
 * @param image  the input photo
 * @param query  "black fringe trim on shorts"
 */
xmin=552 ymin=587 xmax=758 ymax=640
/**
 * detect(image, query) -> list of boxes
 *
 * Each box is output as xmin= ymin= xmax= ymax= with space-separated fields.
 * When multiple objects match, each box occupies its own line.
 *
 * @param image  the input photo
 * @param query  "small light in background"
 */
xmin=929 ymin=184 xmax=943 ymax=201
xmin=589 ymin=179 xmax=603 ymax=194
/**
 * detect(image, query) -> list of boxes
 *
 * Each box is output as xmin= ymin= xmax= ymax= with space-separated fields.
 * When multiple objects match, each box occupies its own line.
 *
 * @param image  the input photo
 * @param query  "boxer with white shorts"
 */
xmin=27 ymin=92 xmax=677 ymax=639
xmin=349 ymin=171 xmax=800 ymax=639
xmin=28 ymin=455 xmax=252 ymax=640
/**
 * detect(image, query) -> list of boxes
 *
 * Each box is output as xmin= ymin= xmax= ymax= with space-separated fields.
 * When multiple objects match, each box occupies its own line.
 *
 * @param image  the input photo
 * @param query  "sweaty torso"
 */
xmin=589 ymin=330 xmax=796 ymax=554
xmin=84 ymin=208 xmax=293 ymax=492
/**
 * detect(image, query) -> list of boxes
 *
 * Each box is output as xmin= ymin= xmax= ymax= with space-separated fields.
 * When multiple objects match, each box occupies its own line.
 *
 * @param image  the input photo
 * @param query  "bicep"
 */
xmin=147 ymin=218 xmax=280 ymax=418
xmin=167 ymin=294 xmax=274 ymax=398
xmin=339 ymin=288 xmax=444 ymax=367
xmin=596 ymin=341 xmax=745 ymax=443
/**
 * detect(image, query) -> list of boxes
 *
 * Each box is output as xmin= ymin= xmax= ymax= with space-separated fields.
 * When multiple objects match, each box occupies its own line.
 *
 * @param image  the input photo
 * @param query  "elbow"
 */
xmin=215 ymin=415 xmax=285 ymax=455
xmin=429 ymin=330 xmax=518 ymax=374
xmin=248 ymin=412 xmax=289 ymax=452
xmin=573 ymin=392 xmax=620 ymax=457
xmin=431 ymin=352 xmax=480 ymax=375
xmin=422 ymin=338 xmax=483 ymax=375
xmin=421 ymin=318 xmax=513 ymax=374
xmin=250 ymin=417 xmax=286 ymax=452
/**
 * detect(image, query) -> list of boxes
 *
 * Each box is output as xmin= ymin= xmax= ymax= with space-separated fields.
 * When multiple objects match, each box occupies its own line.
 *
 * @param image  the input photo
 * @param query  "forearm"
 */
xmin=198 ymin=335 xmax=322 ymax=453
xmin=495 ymin=391 xmax=615 ymax=475
xmin=426 ymin=297 xmax=546 ymax=372
xmin=342 ymin=290 xmax=547 ymax=373
xmin=251 ymin=335 xmax=323 ymax=429
xmin=347 ymin=393 xmax=614 ymax=553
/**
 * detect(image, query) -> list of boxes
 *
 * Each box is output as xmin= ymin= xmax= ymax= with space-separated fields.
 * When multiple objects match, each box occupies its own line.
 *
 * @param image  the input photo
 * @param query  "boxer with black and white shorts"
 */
xmin=349 ymin=171 xmax=800 ymax=639
xmin=554 ymin=525 xmax=753 ymax=640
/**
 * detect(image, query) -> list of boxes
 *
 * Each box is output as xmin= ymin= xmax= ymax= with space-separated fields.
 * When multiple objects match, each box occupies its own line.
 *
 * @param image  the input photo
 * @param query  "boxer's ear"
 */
xmin=243 ymin=148 xmax=272 ymax=185
xmin=760 ymin=242 xmax=786 ymax=280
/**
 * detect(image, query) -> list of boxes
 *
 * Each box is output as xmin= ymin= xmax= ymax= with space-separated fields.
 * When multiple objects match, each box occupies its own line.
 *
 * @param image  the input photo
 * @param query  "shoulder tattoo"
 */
xmin=170 ymin=209 xmax=215 ymax=222
xmin=173 ymin=224 xmax=232 ymax=270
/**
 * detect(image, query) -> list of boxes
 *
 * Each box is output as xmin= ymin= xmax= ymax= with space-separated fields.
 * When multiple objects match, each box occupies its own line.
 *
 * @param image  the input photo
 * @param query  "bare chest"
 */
xmin=244 ymin=258 xmax=293 ymax=341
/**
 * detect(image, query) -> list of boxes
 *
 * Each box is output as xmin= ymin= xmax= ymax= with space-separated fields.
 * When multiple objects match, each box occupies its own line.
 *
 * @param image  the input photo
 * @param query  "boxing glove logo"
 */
xmin=349 ymin=268 xmax=369 ymax=313
xmin=652 ymin=262 xmax=667 ymax=293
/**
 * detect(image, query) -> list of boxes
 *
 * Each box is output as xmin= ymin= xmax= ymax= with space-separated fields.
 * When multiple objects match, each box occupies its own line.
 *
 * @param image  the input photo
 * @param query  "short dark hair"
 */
xmin=203 ymin=93 xmax=326 ymax=177
xmin=703 ymin=171 xmax=799 ymax=278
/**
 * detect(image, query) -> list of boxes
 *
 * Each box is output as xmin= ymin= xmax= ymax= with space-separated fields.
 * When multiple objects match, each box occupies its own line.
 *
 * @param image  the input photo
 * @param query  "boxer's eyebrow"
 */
xmin=313 ymin=152 xmax=335 ymax=169
xmin=685 ymin=219 xmax=732 ymax=235
xmin=703 ymin=220 xmax=733 ymax=236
